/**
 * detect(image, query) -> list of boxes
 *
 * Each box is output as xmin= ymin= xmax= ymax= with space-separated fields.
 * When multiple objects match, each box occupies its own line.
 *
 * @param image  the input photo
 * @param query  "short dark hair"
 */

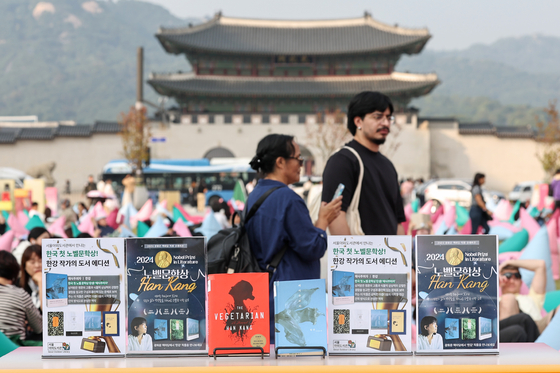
xmin=420 ymin=316 xmax=438 ymax=336
xmin=28 ymin=227 xmax=50 ymax=242
xmin=20 ymin=245 xmax=42 ymax=288
xmin=130 ymin=317 xmax=147 ymax=337
xmin=347 ymin=91 xmax=394 ymax=136
xmin=31 ymin=202 xmax=38 ymax=208
xmin=0 ymin=251 xmax=20 ymax=283
xmin=249 ymin=134 xmax=295 ymax=176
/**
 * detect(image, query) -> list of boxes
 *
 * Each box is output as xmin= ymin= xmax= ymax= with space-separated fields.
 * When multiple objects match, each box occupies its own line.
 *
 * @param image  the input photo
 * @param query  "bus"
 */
xmin=102 ymin=158 xmax=256 ymax=203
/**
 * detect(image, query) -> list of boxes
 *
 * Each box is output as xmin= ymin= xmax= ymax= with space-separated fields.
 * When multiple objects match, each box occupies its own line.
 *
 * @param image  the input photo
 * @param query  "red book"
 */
xmin=208 ymin=273 xmax=270 ymax=356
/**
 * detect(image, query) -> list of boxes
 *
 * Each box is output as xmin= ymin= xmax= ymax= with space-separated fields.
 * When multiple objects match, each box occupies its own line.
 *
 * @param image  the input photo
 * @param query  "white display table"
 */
xmin=0 ymin=343 xmax=558 ymax=373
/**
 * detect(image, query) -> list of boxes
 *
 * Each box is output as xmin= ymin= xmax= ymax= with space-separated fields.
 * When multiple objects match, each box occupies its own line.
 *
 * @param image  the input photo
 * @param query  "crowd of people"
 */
xmin=0 ymin=91 xmax=558 ymax=351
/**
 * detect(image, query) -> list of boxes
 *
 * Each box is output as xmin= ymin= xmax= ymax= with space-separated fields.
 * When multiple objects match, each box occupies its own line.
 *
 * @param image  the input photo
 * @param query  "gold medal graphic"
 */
xmin=445 ymin=247 xmax=464 ymax=266
xmin=155 ymin=251 xmax=172 ymax=268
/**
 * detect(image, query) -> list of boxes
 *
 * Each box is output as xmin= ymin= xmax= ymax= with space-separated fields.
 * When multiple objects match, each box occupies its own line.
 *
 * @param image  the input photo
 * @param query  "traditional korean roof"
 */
xmin=458 ymin=122 xmax=535 ymax=138
xmin=148 ymin=72 xmax=440 ymax=98
xmin=157 ymin=13 xmax=431 ymax=56
xmin=0 ymin=121 xmax=120 ymax=144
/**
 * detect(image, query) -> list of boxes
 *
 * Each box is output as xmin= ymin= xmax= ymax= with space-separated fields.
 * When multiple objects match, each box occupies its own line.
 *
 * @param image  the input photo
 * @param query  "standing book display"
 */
xmin=42 ymin=238 xmax=126 ymax=357
xmin=274 ymin=279 xmax=327 ymax=357
xmin=415 ymin=235 xmax=499 ymax=354
xmin=207 ymin=273 xmax=270 ymax=357
xmin=126 ymin=237 xmax=207 ymax=356
xmin=327 ymin=236 xmax=412 ymax=355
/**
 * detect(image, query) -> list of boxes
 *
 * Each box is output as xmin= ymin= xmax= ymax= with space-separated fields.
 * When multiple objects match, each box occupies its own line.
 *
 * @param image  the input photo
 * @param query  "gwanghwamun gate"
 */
xmin=0 ymin=13 xmax=546 ymax=193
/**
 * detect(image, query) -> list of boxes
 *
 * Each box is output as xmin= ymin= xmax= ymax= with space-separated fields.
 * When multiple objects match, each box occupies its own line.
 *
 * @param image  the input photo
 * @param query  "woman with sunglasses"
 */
xmin=247 ymin=134 xmax=342 ymax=342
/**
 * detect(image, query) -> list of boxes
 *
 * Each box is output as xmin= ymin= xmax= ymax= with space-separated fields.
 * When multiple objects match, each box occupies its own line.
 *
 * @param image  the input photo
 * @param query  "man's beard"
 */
xmin=372 ymin=138 xmax=386 ymax=145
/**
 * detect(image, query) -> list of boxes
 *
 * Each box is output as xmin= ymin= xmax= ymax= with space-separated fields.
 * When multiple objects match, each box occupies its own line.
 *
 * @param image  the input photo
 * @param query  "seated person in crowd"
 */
xmin=12 ymin=227 xmax=51 ymax=264
xmin=499 ymin=259 xmax=559 ymax=342
xmin=18 ymin=245 xmax=43 ymax=311
xmin=0 ymin=251 xmax=42 ymax=346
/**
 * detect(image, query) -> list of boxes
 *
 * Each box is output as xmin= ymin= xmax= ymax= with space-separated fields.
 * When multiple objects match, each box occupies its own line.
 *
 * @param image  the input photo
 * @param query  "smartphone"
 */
xmin=332 ymin=183 xmax=345 ymax=200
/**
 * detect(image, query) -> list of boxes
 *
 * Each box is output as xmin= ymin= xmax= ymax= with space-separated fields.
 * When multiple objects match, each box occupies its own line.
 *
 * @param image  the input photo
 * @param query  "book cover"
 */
xmin=154 ymin=319 xmax=167 ymax=340
xmin=42 ymin=238 xmax=127 ymax=357
xmin=274 ymin=279 xmax=327 ymax=356
xmin=126 ymin=237 xmax=207 ymax=355
xmin=45 ymin=273 xmax=68 ymax=307
xmin=170 ymin=319 xmax=184 ymax=340
xmin=328 ymin=236 xmax=412 ymax=355
xmin=479 ymin=317 xmax=492 ymax=340
xmin=187 ymin=318 xmax=199 ymax=341
xmin=416 ymin=235 xmax=499 ymax=353
xmin=445 ymin=318 xmax=459 ymax=340
xmin=208 ymin=273 xmax=270 ymax=356
xmin=461 ymin=318 xmax=476 ymax=340
xmin=332 ymin=270 xmax=355 ymax=305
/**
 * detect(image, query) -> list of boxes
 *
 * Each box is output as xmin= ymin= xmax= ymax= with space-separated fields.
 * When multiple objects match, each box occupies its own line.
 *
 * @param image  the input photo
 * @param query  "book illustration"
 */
xmin=479 ymin=317 xmax=492 ymax=340
xmin=351 ymin=308 xmax=369 ymax=334
xmin=445 ymin=318 xmax=459 ymax=339
xmin=48 ymin=311 xmax=64 ymax=336
xmin=366 ymin=335 xmax=392 ymax=351
xmin=333 ymin=309 xmax=350 ymax=334
xmin=461 ymin=318 xmax=476 ymax=340
xmin=275 ymin=285 xmax=324 ymax=346
xmin=370 ymin=309 xmax=388 ymax=330
xmin=389 ymin=310 xmax=406 ymax=335
xmin=46 ymin=273 xmax=68 ymax=307
xmin=154 ymin=319 xmax=168 ymax=340
xmin=84 ymin=311 xmax=102 ymax=331
xmin=225 ymin=280 xmax=257 ymax=340
xmin=187 ymin=318 xmax=200 ymax=341
xmin=170 ymin=319 xmax=184 ymax=340
xmin=332 ymin=271 xmax=354 ymax=305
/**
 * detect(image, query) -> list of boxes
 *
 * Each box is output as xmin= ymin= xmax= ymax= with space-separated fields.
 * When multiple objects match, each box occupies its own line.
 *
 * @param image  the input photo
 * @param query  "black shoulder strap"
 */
xmin=243 ymin=185 xmax=288 ymax=278
xmin=243 ymin=186 xmax=282 ymax=224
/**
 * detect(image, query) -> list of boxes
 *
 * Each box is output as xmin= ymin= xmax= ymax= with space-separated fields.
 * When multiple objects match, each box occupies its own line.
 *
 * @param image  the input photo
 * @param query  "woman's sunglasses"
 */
xmin=502 ymin=272 xmax=521 ymax=279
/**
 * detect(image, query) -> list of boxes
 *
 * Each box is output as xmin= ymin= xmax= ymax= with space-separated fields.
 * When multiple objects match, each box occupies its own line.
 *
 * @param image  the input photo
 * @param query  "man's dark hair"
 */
xmin=0 ymin=251 xmax=20 ymax=283
xmin=420 ymin=316 xmax=438 ymax=336
xmin=31 ymin=202 xmax=38 ymax=208
xmin=28 ymin=227 xmax=50 ymax=242
xmin=249 ymin=134 xmax=295 ymax=176
xmin=347 ymin=91 xmax=394 ymax=136
xmin=130 ymin=317 xmax=147 ymax=336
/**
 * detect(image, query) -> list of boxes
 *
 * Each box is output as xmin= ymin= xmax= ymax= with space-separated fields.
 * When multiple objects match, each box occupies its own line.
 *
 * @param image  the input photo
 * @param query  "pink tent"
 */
xmin=16 ymin=211 xmax=29 ymax=227
xmin=488 ymin=220 xmax=522 ymax=232
xmin=48 ymin=216 xmax=68 ymax=238
xmin=443 ymin=204 xmax=456 ymax=230
xmin=106 ymin=208 xmax=120 ymax=230
xmin=78 ymin=213 xmax=95 ymax=236
xmin=0 ymin=231 xmax=15 ymax=251
xmin=458 ymin=219 xmax=472 ymax=234
xmin=519 ymin=208 xmax=540 ymax=241
xmin=132 ymin=199 xmax=153 ymax=226
xmin=419 ymin=200 xmax=433 ymax=215
xmin=173 ymin=218 xmax=192 ymax=237
xmin=430 ymin=206 xmax=444 ymax=224
xmin=7 ymin=213 xmax=28 ymax=238
xmin=547 ymin=210 xmax=560 ymax=280
xmin=173 ymin=203 xmax=204 ymax=225
xmin=493 ymin=199 xmax=513 ymax=221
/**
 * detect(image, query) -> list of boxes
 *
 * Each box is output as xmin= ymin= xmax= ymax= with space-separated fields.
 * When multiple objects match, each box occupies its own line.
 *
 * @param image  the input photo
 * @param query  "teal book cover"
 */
xmin=274 ymin=279 xmax=327 ymax=356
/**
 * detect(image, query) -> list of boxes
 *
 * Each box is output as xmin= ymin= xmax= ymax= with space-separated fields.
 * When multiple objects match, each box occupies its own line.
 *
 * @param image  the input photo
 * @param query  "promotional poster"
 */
xmin=415 ymin=235 xmax=499 ymax=354
xmin=208 ymin=273 xmax=270 ymax=356
xmin=327 ymin=236 xmax=412 ymax=355
xmin=126 ymin=237 xmax=207 ymax=355
xmin=274 ymin=279 xmax=327 ymax=356
xmin=42 ymin=238 xmax=126 ymax=357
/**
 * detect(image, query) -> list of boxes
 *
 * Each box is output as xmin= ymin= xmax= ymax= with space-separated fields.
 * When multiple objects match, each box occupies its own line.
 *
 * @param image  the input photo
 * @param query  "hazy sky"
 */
xmin=143 ymin=0 xmax=560 ymax=50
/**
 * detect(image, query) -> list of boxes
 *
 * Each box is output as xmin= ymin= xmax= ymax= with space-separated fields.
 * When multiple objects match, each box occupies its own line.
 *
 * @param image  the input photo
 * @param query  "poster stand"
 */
xmin=212 ymin=347 xmax=265 ymax=359
xmin=275 ymin=346 xmax=326 ymax=359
